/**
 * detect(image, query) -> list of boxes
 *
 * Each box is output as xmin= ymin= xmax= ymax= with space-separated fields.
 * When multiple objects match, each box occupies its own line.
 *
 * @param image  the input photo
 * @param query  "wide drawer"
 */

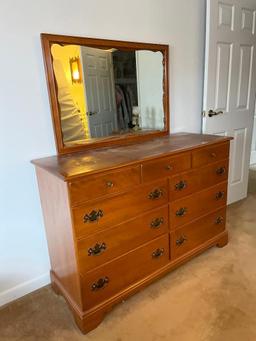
xmin=192 ymin=142 xmax=229 ymax=168
xmin=77 ymin=206 xmax=169 ymax=273
xmin=73 ymin=180 xmax=168 ymax=239
xmin=142 ymin=152 xmax=191 ymax=183
xmin=172 ymin=208 xmax=226 ymax=259
xmin=81 ymin=234 xmax=169 ymax=309
xmin=170 ymin=182 xmax=227 ymax=229
xmin=169 ymin=159 xmax=229 ymax=201
xmin=69 ymin=166 xmax=141 ymax=206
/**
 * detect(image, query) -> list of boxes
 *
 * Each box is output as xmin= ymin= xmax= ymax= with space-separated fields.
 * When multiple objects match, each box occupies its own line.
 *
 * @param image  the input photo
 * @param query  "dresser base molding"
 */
xmin=216 ymin=231 xmax=228 ymax=248
xmin=50 ymin=230 xmax=228 ymax=334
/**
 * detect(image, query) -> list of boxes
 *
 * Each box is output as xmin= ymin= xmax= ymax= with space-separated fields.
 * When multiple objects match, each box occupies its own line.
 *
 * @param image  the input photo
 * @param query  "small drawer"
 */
xmin=69 ymin=166 xmax=141 ymax=206
xmin=170 ymin=159 xmax=229 ymax=201
xmin=172 ymin=208 xmax=226 ymax=259
xmin=73 ymin=180 xmax=168 ymax=239
xmin=142 ymin=153 xmax=191 ymax=183
xmin=77 ymin=206 xmax=169 ymax=273
xmin=170 ymin=182 xmax=227 ymax=229
xmin=81 ymin=234 xmax=169 ymax=309
xmin=192 ymin=142 xmax=229 ymax=168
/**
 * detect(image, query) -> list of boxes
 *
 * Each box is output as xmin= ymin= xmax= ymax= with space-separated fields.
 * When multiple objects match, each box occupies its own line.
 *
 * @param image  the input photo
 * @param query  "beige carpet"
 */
xmin=1 ymin=170 xmax=256 ymax=341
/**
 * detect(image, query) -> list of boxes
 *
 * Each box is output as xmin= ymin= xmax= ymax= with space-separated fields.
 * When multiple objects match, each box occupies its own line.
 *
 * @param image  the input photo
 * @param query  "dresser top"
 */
xmin=32 ymin=133 xmax=231 ymax=181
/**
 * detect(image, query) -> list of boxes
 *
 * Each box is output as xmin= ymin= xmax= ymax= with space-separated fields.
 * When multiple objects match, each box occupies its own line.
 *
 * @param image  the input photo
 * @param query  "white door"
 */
xmin=251 ymin=106 xmax=256 ymax=164
xmin=80 ymin=47 xmax=117 ymax=138
xmin=203 ymin=0 xmax=256 ymax=204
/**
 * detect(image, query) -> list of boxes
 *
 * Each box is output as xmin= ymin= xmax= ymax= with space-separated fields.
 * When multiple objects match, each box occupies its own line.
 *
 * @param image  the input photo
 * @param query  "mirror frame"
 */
xmin=41 ymin=33 xmax=170 ymax=155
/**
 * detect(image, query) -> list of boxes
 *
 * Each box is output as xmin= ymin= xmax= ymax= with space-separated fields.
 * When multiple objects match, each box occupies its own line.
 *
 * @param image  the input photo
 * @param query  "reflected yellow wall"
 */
xmin=51 ymin=44 xmax=89 ymax=136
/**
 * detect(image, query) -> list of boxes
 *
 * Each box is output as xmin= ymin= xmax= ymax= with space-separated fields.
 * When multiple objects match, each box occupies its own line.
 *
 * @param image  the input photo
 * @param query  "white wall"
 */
xmin=0 ymin=0 xmax=206 ymax=305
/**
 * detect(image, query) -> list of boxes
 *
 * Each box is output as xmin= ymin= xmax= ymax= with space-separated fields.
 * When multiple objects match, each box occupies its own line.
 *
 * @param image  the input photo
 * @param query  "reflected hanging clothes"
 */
xmin=115 ymin=85 xmax=134 ymax=130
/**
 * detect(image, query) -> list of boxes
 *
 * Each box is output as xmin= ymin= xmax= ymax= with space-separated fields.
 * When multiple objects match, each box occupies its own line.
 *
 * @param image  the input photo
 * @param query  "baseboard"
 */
xmin=0 ymin=273 xmax=50 ymax=307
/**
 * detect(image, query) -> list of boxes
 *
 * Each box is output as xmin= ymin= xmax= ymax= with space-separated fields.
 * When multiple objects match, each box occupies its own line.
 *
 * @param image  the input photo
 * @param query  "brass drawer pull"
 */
xmin=106 ymin=181 xmax=114 ymax=188
xmin=91 ymin=277 xmax=109 ymax=291
xmin=165 ymin=164 xmax=173 ymax=171
xmin=175 ymin=180 xmax=187 ymax=191
xmin=176 ymin=207 xmax=187 ymax=217
xmin=152 ymin=248 xmax=164 ymax=258
xmin=216 ymin=191 xmax=225 ymax=200
xmin=150 ymin=217 xmax=164 ymax=229
xmin=84 ymin=209 xmax=103 ymax=223
xmin=215 ymin=216 xmax=224 ymax=224
xmin=148 ymin=189 xmax=163 ymax=200
xmin=88 ymin=242 xmax=107 ymax=256
xmin=176 ymin=235 xmax=187 ymax=246
xmin=211 ymin=152 xmax=217 ymax=158
xmin=216 ymin=167 xmax=226 ymax=175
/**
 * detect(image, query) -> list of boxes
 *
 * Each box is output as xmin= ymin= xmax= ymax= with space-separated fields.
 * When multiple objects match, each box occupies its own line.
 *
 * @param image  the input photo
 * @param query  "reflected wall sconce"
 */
xmin=69 ymin=56 xmax=82 ymax=83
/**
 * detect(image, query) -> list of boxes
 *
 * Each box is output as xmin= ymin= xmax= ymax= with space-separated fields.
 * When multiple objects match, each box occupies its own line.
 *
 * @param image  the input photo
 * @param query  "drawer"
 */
xmin=77 ymin=206 xmax=169 ymax=273
xmin=81 ymin=234 xmax=169 ymax=309
xmin=69 ymin=166 xmax=141 ymax=206
xmin=73 ymin=180 xmax=168 ymax=239
xmin=169 ymin=159 xmax=229 ymax=201
xmin=170 ymin=182 xmax=227 ymax=229
xmin=172 ymin=208 xmax=226 ymax=259
xmin=192 ymin=142 xmax=229 ymax=168
xmin=142 ymin=153 xmax=191 ymax=183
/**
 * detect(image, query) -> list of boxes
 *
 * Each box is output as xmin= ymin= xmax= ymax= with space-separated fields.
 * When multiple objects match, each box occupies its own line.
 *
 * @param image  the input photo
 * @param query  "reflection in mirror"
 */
xmin=51 ymin=44 xmax=164 ymax=145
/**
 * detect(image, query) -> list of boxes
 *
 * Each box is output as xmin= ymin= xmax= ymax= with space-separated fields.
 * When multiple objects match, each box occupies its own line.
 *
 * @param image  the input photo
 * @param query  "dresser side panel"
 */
xmin=35 ymin=167 xmax=82 ymax=307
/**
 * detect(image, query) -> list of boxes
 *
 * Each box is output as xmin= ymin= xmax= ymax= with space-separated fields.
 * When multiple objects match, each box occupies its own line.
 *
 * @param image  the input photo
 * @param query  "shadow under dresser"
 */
xmin=32 ymin=133 xmax=232 ymax=333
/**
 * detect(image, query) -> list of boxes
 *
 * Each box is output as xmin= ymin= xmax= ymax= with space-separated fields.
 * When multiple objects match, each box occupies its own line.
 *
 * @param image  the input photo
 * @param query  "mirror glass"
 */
xmin=51 ymin=44 xmax=165 ymax=145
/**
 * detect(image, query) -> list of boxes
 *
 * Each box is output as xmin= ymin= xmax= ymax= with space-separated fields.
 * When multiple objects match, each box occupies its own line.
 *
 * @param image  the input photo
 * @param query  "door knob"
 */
xmin=208 ymin=110 xmax=223 ymax=117
xmin=86 ymin=111 xmax=98 ymax=116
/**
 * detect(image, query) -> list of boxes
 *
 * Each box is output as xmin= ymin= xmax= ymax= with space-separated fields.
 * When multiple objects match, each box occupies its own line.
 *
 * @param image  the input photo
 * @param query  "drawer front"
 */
xmin=142 ymin=153 xmax=191 ymax=183
xmin=169 ymin=159 xmax=229 ymax=201
xmin=77 ymin=206 xmax=169 ymax=273
xmin=170 ymin=182 xmax=227 ymax=229
xmin=81 ymin=234 xmax=169 ymax=309
xmin=73 ymin=180 xmax=168 ymax=239
xmin=192 ymin=142 xmax=229 ymax=168
xmin=173 ymin=208 xmax=226 ymax=259
xmin=69 ymin=166 xmax=141 ymax=206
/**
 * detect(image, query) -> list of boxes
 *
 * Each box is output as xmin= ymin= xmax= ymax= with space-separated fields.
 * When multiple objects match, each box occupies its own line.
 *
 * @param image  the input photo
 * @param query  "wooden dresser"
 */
xmin=32 ymin=132 xmax=231 ymax=333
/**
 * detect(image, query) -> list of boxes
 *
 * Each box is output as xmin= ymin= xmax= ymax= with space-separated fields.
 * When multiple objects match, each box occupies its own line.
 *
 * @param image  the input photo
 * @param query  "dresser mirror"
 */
xmin=41 ymin=34 xmax=169 ymax=154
